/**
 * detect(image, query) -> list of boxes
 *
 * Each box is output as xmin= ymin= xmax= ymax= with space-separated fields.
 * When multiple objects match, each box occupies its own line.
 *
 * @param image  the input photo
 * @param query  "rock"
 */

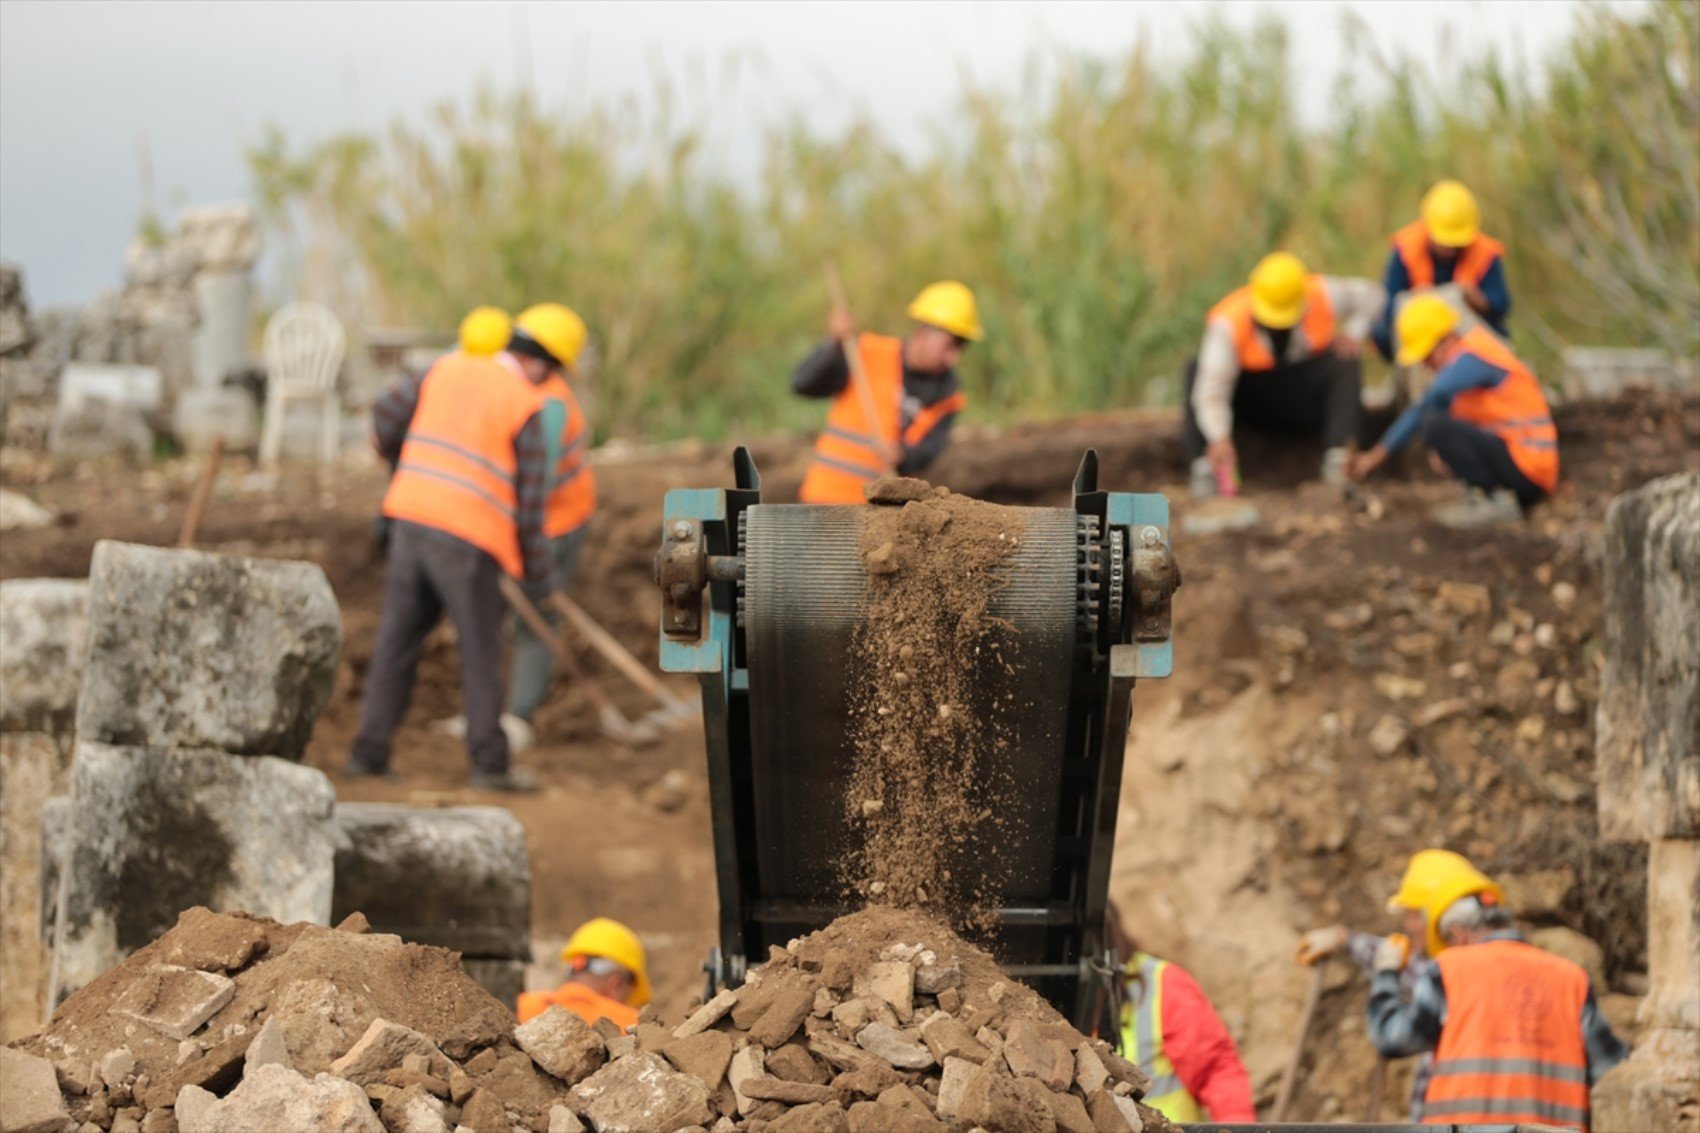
xmin=919 ymin=1012 xmax=991 ymax=1065
xmin=764 ymin=1044 xmax=827 ymax=1086
xmin=1435 ymin=581 xmax=1492 ymax=618
xmin=455 ymin=1089 xmax=507 ymax=1133
xmin=111 ymin=966 xmax=235 ymax=1041
xmin=865 ymin=478 xmax=933 ymax=506
xmin=514 ymin=1006 xmax=605 ymax=1086
xmin=0 ymin=579 xmax=89 ymax=733
xmin=936 ymin=1058 xmax=1050 ymax=1133
xmin=546 ymin=1105 xmax=585 ymax=1133
xmin=76 ymin=541 xmax=341 ymax=759
xmin=1368 ymin=715 xmax=1410 ymax=757
xmin=673 ymin=989 xmax=739 ymax=1039
xmin=1372 ymin=674 xmax=1426 ymax=702
xmin=0 ymin=489 xmax=55 ymax=530
xmin=1045 ymin=1089 xmax=1095 ymax=1133
xmin=748 ymin=983 xmax=817 ymax=1049
xmin=1074 ymin=1045 xmax=1110 ymax=1096
xmin=1085 ymin=1088 xmax=1142 ymax=1133
xmin=913 ymin=959 xmax=963 ymax=996
xmin=768 ymin=1101 xmax=852 ymax=1132
xmin=49 ymin=391 xmax=155 ymax=465
xmin=1411 ymin=697 xmax=1471 ymax=729
xmin=1593 ymin=1025 xmax=1700 ymax=1133
xmin=739 ymin=1078 xmax=838 ymax=1105
xmin=827 ymin=1064 xmax=904 ymax=1103
xmin=855 ymin=962 xmax=914 ymax=1023
xmin=854 ymin=1022 xmax=934 ymax=1070
xmin=641 ymin=768 xmax=692 ymax=813
xmin=1001 ymin=1021 xmax=1073 ymax=1092
xmin=332 ymin=804 xmax=530 ymax=960
xmin=0 ymin=732 xmax=72 ymax=1042
xmin=663 ymin=1030 xmax=734 ymax=1090
xmin=176 ymin=1063 xmax=383 ymax=1133
xmin=807 ymin=1033 xmax=884 ymax=1076
xmin=846 ymin=1100 xmax=944 ymax=1133
xmin=728 ymin=1044 xmax=766 ymax=1116
xmin=52 ymin=743 xmax=336 ymax=998
xmin=331 ymin=1019 xmax=451 ymax=1087
xmin=1 ymin=1047 xmax=72 ymax=1133
xmin=1502 ymin=869 xmax=1576 ymax=918
xmin=568 ymin=1051 xmax=715 ymax=1133
xmin=382 ymin=1084 xmax=449 ymax=1133
xmin=173 ymin=385 xmax=259 ymax=454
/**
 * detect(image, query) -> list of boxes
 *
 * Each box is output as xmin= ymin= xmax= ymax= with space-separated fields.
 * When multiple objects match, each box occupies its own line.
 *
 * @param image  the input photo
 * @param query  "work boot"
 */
xmin=1189 ymin=456 xmax=1217 ymax=500
xmin=1430 ymin=487 xmax=1523 ymax=530
xmin=433 ymin=714 xmax=536 ymax=753
xmin=343 ymin=761 xmax=400 ymax=782
xmin=470 ymin=766 xmax=542 ymax=793
xmin=1321 ymin=446 xmax=1351 ymax=491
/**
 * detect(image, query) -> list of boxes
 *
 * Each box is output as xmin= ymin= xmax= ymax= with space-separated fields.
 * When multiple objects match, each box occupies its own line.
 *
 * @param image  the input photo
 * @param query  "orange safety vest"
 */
xmin=1441 ymin=327 xmax=1559 ymax=493
xmin=1421 ymin=939 xmax=1591 ymax=1131
xmin=1206 ymin=276 xmax=1336 ymax=372
xmin=1392 ymin=221 xmax=1506 ymax=291
xmin=798 ymin=333 xmax=967 ymax=504
xmin=517 ymin=982 xmax=639 ymax=1030
xmin=382 ymin=353 xmax=544 ymax=578
xmin=541 ymin=374 xmax=597 ymax=538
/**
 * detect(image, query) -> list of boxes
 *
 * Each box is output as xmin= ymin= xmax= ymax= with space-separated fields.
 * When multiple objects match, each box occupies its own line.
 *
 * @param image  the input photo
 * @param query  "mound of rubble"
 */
xmin=4 ymin=905 xmax=1168 ymax=1133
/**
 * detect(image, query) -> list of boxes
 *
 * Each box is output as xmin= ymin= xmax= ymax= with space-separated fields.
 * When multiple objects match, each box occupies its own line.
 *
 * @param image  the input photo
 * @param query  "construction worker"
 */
xmin=1185 ymin=252 xmax=1384 ymax=498
xmin=1106 ymin=904 xmax=1256 ymax=1123
xmin=1350 ymin=295 xmax=1558 ymax=527
xmin=1371 ymin=180 xmax=1511 ymax=361
xmin=347 ymin=305 xmax=582 ymax=791
xmin=503 ymin=303 xmax=597 ymax=745
xmin=1365 ymin=850 xmax=1626 ymax=1130
xmin=517 ymin=917 xmax=650 ymax=1030
xmin=795 ymin=281 xmax=977 ymax=503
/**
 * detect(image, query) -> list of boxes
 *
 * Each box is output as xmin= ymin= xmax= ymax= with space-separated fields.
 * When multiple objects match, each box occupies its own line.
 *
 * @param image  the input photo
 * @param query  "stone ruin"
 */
xmin=2 ymin=904 xmax=1170 ymax=1133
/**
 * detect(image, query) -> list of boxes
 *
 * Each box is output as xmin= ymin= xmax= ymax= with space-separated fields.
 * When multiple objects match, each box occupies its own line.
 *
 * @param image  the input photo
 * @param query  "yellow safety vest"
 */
xmin=1120 ymin=954 xmax=1205 ymax=1123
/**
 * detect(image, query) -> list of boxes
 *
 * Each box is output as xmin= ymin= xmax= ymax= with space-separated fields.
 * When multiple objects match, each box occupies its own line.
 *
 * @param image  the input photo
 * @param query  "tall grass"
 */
xmin=250 ymin=1 xmax=1698 ymax=442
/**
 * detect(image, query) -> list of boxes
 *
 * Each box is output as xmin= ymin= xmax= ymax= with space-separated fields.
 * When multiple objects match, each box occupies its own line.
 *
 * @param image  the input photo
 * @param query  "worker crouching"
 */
xmin=1366 ymin=850 xmax=1625 ymax=1130
xmin=519 ymin=918 xmax=651 ymax=1031
xmin=795 ymin=281 xmax=978 ymax=503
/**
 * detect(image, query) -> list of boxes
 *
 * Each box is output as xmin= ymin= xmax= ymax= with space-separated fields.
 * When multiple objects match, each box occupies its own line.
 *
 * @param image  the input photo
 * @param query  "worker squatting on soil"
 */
xmin=348 ymin=303 xmax=591 ymax=792
xmin=1350 ymin=295 xmax=1560 ymax=528
xmin=1299 ymin=850 xmax=1626 ymax=1130
xmin=1184 ymin=251 xmax=1384 ymax=498
xmin=1106 ymin=904 xmax=1257 ymax=1123
xmin=795 ymin=281 xmax=979 ymax=503
xmin=1371 ymin=180 xmax=1512 ymax=361
xmin=517 ymin=917 xmax=651 ymax=1030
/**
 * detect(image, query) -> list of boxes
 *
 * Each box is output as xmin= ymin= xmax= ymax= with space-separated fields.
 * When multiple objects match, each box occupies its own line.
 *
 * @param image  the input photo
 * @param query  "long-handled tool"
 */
xmin=1364 ymin=1055 xmax=1389 ymax=1121
xmin=548 ymin=592 xmax=698 ymax=732
xmin=177 ymin=437 xmax=226 ymax=548
xmin=499 ymin=576 xmax=659 ymax=746
xmin=1272 ymin=964 xmax=1327 ymax=1122
xmin=823 ymin=261 xmax=899 ymax=469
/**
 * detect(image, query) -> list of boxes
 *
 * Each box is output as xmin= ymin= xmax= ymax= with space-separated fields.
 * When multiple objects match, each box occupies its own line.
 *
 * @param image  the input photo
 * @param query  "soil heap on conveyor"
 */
xmin=845 ymin=477 xmax=1030 ymax=923
xmin=5 ymin=904 xmax=1166 ymax=1133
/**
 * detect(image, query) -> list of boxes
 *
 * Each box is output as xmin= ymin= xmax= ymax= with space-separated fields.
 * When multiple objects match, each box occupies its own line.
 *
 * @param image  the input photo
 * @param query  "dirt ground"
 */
xmin=3 ymin=388 xmax=1695 ymax=1121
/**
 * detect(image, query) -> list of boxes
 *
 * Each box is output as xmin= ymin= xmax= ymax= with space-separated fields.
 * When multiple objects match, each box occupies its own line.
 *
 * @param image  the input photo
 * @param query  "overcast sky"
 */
xmin=0 ymin=0 xmax=1633 ymax=306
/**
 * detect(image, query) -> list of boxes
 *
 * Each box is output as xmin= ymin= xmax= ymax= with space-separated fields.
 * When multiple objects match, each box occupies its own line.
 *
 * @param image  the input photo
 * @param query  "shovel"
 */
xmin=499 ymin=576 xmax=660 ymax=746
xmin=548 ymin=592 xmax=700 ymax=734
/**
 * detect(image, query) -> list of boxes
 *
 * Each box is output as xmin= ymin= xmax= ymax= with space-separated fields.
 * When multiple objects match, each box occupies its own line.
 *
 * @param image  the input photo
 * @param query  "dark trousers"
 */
xmin=351 ymin=521 xmax=509 ymax=774
xmin=1421 ymin=412 xmax=1548 ymax=510
xmin=1183 ymin=353 xmax=1363 ymax=461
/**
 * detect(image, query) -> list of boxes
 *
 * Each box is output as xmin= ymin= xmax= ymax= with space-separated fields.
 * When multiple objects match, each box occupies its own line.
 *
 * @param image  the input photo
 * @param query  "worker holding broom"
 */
xmin=794 ymin=279 xmax=978 ymax=503
xmin=347 ymin=304 xmax=584 ymax=792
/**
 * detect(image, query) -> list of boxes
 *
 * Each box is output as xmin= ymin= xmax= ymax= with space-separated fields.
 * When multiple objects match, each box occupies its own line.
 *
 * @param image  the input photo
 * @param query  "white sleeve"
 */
xmin=1325 ymin=276 xmax=1386 ymax=342
xmin=1192 ymin=321 xmax=1240 ymax=445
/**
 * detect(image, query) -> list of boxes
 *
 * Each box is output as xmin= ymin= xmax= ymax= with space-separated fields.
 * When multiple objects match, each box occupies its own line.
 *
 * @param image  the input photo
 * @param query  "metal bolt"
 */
xmin=1141 ymin=525 xmax=1161 ymax=546
xmin=674 ymin=610 xmax=687 ymax=624
xmin=671 ymin=521 xmax=693 ymax=540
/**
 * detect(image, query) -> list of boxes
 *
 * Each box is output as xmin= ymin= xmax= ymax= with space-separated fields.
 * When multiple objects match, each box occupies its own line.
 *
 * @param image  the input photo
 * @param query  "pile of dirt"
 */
xmin=845 ymin=478 xmax=1030 ymax=920
xmin=8 ymin=904 xmax=1166 ymax=1133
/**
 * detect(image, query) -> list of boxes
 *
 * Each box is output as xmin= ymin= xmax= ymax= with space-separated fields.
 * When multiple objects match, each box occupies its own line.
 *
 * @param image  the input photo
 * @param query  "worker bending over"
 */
xmin=501 ymin=304 xmax=598 ymax=750
xmin=348 ymin=306 xmax=581 ymax=791
xmin=1351 ymin=296 xmax=1558 ymax=527
xmin=1365 ymin=850 xmax=1625 ymax=1130
xmin=1371 ymin=180 xmax=1511 ymax=361
xmin=1185 ymin=252 xmax=1382 ymax=498
xmin=1107 ymin=904 xmax=1256 ymax=1123
xmin=795 ymin=281 xmax=978 ymax=503
xmin=519 ymin=918 xmax=650 ymax=1030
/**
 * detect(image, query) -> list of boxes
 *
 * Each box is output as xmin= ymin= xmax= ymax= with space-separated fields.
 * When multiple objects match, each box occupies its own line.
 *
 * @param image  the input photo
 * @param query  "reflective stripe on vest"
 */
xmin=1119 ymin=955 xmax=1204 ymax=1124
xmin=1392 ymin=221 xmax=1506 ymax=290
xmin=1441 ymin=327 xmax=1560 ymax=493
xmin=541 ymin=374 xmax=597 ymax=537
xmin=1206 ymin=276 xmax=1336 ymax=373
xmin=799 ymin=334 xmax=964 ymax=504
xmin=1419 ymin=939 xmax=1591 ymax=1131
xmin=382 ymin=353 xmax=543 ymax=577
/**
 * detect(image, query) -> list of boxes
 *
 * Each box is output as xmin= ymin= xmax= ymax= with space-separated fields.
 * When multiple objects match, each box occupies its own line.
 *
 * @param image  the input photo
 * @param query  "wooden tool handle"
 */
xmin=823 ymin=261 xmax=899 ymax=468
xmin=177 ymin=437 xmax=226 ymax=548
xmin=1272 ymin=965 xmax=1326 ymax=1122
xmin=498 ymin=576 xmax=611 ymax=712
xmin=550 ymin=592 xmax=686 ymax=710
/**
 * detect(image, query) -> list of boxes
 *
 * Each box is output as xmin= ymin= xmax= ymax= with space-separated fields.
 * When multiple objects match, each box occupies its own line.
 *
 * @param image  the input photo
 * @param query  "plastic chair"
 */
xmin=260 ymin=302 xmax=345 ymax=469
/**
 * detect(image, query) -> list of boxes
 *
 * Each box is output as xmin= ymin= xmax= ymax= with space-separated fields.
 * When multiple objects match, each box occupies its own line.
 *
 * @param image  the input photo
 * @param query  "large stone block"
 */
xmin=332 ymin=804 xmax=530 ymax=959
xmin=0 ymin=578 xmax=89 ymax=733
xmin=173 ymin=385 xmax=260 ymax=453
xmin=1644 ymin=838 xmax=1700 ymax=1034
xmin=77 ymin=541 xmax=341 ymax=759
xmin=1598 ymin=473 xmax=1700 ymax=842
xmin=0 ymin=733 xmax=72 ymax=1041
xmin=1593 ymin=1026 xmax=1700 ymax=1133
xmin=51 ymin=742 xmax=336 ymax=998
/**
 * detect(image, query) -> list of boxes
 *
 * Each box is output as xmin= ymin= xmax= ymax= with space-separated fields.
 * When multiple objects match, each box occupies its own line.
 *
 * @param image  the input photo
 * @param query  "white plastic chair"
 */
xmin=260 ymin=301 xmax=346 ymax=469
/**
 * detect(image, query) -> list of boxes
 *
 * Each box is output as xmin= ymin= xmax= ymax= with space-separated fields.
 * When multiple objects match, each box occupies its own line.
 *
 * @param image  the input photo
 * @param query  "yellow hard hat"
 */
xmin=1394 ymin=294 xmax=1461 ymax=367
xmin=458 ymin=307 xmax=512 ymax=358
xmin=1249 ymin=252 xmax=1309 ymax=329
xmin=1387 ymin=849 xmax=1506 ymax=957
xmin=1421 ymin=180 xmax=1481 ymax=248
xmin=514 ymin=303 xmax=589 ymax=373
xmin=907 ymin=281 xmax=984 ymax=342
xmin=561 ymin=917 xmax=650 ymax=1007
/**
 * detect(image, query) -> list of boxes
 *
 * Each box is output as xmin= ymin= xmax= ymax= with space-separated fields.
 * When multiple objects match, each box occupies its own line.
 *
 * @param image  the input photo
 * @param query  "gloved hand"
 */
xmin=1295 ymin=926 xmax=1349 ymax=966
xmin=1373 ymin=932 xmax=1413 ymax=973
